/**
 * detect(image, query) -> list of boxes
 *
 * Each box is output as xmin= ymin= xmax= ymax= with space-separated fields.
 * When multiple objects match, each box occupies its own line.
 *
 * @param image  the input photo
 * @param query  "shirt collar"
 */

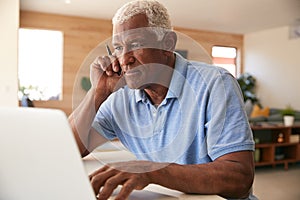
xmin=165 ymin=52 xmax=188 ymax=99
xmin=134 ymin=52 xmax=188 ymax=103
xmin=135 ymin=89 xmax=146 ymax=103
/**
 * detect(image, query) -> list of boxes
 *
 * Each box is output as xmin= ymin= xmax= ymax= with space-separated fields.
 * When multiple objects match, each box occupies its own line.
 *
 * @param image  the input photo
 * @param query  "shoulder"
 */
xmin=188 ymin=60 xmax=231 ymax=79
xmin=175 ymin=53 xmax=232 ymax=81
xmin=184 ymin=60 xmax=236 ymax=90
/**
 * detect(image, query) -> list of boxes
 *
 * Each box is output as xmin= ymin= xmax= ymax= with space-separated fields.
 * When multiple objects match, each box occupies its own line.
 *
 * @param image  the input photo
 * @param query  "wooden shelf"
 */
xmin=255 ymin=143 xmax=273 ymax=148
xmin=252 ymin=123 xmax=300 ymax=170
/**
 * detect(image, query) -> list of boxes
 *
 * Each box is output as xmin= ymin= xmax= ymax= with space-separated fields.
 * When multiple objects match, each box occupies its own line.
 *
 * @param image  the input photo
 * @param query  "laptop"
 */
xmin=0 ymin=107 xmax=178 ymax=200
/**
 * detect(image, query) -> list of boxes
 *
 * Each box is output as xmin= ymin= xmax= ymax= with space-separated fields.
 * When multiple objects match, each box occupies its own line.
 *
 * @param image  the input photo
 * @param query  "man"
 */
xmin=69 ymin=0 xmax=256 ymax=199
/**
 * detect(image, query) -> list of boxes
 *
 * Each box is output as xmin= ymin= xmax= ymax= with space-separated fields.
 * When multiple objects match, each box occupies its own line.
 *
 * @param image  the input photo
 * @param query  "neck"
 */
xmin=144 ymin=85 xmax=168 ymax=105
xmin=144 ymin=53 xmax=176 ymax=105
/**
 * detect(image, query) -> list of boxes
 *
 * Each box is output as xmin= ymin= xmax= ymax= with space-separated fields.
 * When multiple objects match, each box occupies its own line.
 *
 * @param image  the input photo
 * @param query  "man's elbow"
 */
xmin=221 ymin=171 xmax=254 ymax=199
xmin=235 ymin=178 xmax=253 ymax=199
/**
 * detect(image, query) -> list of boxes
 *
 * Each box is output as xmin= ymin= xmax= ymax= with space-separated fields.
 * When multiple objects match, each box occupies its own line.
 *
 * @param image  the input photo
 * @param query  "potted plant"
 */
xmin=281 ymin=105 xmax=296 ymax=126
xmin=237 ymin=73 xmax=260 ymax=106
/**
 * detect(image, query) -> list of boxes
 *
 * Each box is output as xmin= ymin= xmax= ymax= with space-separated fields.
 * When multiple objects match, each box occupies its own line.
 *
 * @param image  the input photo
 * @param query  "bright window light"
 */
xmin=212 ymin=46 xmax=236 ymax=58
xmin=18 ymin=28 xmax=63 ymax=101
xmin=212 ymin=46 xmax=237 ymax=77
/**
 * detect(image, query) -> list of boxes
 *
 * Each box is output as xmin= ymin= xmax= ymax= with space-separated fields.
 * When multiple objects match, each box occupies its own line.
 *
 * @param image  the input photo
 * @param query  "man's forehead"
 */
xmin=113 ymin=27 xmax=157 ymax=37
xmin=112 ymin=27 xmax=158 ymax=41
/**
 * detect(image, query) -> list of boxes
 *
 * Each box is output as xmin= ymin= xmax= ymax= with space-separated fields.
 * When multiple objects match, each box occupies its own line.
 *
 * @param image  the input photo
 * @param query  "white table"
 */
xmin=83 ymin=142 xmax=223 ymax=200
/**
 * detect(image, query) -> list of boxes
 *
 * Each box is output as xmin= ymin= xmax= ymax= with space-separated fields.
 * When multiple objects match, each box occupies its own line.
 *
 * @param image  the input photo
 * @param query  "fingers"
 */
xmin=114 ymin=180 xmax=136 ymax=200
xmin=90 ymin=167 xmax=128 ymax=200
xmin=89 ymin=160 xmax=156 ymax=199
xmin=89 ymin=165 xmax=109 ymax=180
xmin=89 ymin=164 xmax=149 ymax=200
xmin=94 ymin=55 xmax=121 ymax=77
xmin=98 ymin=176 xmax=137 ymax=200
xmin=96 ymin=56 xmax=112 ymax=76
xmin=97 ymin=173 xmax=125 ymax=200
xmin=89 ymin=166 xmax=115 ymax=195
xmin=89 ymin=52 xmax=122 ymax=92
xmin=112 ymin=57 xmax=121 ymax=76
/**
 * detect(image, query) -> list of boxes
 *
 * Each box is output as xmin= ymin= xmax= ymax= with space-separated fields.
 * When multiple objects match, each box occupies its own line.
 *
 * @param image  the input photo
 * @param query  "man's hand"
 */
xmin=90 ymin=55 xmax=122 ymax=90
xmin=88 ymin=151 xmax=254 ymax=199
xmin=90 ymin=55 xmax=125 ymax=110
xmin=68 ymin=54 xmax=125 ymax=156
xmin=89 ymin=160 xmax=165 ymax=200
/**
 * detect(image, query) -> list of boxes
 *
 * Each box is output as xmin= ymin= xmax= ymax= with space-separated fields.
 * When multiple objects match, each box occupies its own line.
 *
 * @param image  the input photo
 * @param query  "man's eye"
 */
xmin=131 ymin=42 xmax=143 ymax=49
xmin=114 ymin=46 xmax=123 ymax=52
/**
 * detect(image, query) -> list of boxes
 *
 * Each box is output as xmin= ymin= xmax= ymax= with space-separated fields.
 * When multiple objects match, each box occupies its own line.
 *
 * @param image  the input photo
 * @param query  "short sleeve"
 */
xmin=205 ymin=71 xmax=255 ymax=160
xmin=92 ymin=96 xmax=117 ymax=140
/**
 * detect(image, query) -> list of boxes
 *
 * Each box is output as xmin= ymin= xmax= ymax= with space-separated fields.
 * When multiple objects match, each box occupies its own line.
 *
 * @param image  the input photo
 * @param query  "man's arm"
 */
xmin=90 ymin=151 xmax=254 ymax=200
xmin=150 ymin=151 xmax=254 ymax=199
xmin=68 ymin=55 xmax=122 ymax=157
xmin=68 ymin=89 xmax=108 ymax=157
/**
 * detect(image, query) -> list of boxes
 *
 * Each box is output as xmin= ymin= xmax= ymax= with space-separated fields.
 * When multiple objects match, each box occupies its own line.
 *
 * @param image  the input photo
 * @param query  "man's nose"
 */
xmin=118 ymin=51 xmax=135 ymax=71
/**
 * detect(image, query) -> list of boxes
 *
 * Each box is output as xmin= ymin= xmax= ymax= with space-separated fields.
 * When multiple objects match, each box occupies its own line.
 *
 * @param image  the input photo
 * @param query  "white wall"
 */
xmin=244 ymin=26 xmax=300 ymax=110
xmin=0 ymin=0 xmax=19 ymax=107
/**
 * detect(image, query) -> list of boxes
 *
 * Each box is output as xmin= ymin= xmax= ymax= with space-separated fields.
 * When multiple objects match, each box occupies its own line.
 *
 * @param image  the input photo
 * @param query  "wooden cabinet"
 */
xmin=251 ymin=123 xmax=300 ymax=170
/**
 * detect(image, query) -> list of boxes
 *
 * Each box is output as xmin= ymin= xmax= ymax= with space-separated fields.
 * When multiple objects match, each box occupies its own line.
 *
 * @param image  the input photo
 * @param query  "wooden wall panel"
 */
xmin=175 ymin=27 xmax=244 ymax=75
xmin=176 ymin=27 xmax=243 ymax=54
xmin=20 ymin=11 xmax=112 ymax=115
xmin=20 ymin=11 xmax=243 ymax=115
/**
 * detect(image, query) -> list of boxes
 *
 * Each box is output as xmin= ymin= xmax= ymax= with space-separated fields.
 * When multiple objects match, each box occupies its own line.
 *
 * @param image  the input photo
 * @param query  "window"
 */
xmin=18 ymin=28 xmax=63 ymax=100
xmin=212 ymin=46 xmax=237 ymax=77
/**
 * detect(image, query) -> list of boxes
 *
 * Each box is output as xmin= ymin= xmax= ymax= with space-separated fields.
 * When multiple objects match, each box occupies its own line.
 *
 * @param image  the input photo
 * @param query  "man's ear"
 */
xmin=162 ymin=31 xmax=177 ymax=52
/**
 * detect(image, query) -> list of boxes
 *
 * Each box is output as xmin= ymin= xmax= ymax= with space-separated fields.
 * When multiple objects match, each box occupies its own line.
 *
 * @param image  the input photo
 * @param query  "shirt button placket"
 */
xmin=153 ymin=109 xmax=157 ymax=118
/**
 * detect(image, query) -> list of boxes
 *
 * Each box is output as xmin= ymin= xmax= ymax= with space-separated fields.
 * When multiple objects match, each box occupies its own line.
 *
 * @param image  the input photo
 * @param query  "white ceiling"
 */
xmin=20 ymin=0 xmax=300 ymax=34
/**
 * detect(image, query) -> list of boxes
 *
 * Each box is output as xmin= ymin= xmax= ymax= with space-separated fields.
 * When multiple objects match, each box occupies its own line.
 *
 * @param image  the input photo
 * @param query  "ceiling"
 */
xmin=20 ymin=0 xmax=300 ymax=34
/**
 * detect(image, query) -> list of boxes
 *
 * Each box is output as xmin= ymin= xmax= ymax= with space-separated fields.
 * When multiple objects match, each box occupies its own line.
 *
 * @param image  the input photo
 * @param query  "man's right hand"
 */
xmin=68 ymin=54 xmax=123 ymax=156
xmin=90 ymin=55 xmax=125 ymax=109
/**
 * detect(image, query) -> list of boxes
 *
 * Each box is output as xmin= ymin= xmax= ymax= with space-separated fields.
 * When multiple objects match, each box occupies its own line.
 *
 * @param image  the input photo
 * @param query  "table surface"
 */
xmin=83 ymin=143 xmax=223 ymax=200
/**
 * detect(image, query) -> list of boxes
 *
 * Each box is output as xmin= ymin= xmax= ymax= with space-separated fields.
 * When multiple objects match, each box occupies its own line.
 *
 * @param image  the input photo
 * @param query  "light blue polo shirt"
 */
xmin=92 ymin=54 xmax=254 ymax=164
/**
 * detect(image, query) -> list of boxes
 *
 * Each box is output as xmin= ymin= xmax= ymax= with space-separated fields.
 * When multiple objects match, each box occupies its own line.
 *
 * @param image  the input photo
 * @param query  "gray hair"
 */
xmin=112 ymin=0 xmax=172 ymax=39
